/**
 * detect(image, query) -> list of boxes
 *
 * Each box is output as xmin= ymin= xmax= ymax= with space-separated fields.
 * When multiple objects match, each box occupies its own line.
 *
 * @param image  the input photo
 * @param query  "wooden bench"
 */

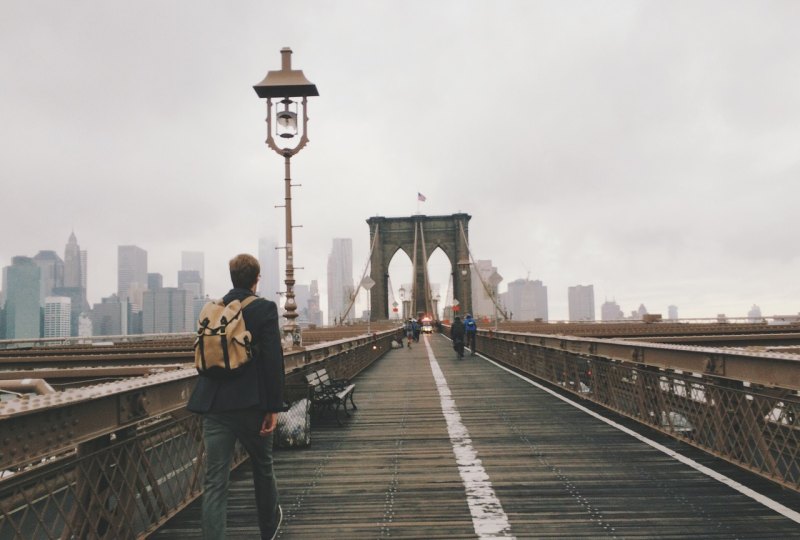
xmin=304 ymin=368 xmax=357 ymax=426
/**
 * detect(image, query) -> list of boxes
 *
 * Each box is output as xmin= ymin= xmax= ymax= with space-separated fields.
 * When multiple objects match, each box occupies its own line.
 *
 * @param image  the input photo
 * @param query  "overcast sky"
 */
xmin=2 ymin=1 xmax=798 ymax=322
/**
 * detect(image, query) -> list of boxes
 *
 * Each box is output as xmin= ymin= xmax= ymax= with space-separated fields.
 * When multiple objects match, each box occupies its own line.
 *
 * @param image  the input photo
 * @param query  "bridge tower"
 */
xmin=367 ymin=213 xmax=472 ymax=321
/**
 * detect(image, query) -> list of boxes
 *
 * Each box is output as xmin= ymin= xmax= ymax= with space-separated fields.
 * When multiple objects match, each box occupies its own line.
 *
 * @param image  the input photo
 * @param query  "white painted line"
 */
xmin=424 ymin=338 xmax=515 ymax=539
xmin=478 ymin=353 xmax=800 ymax=525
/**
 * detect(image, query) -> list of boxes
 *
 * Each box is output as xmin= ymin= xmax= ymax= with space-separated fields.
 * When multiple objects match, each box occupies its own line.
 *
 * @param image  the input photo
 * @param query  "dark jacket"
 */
xmin=450 ymin=321 xmax=465 ymax=342
xmin=187 ymin=288 xmax=285 ymax=413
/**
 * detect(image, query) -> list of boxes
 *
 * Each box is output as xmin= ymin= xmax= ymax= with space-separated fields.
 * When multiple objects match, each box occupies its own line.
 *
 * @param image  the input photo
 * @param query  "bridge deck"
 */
xmin=153 ymin=334 xmax=800 ymax=539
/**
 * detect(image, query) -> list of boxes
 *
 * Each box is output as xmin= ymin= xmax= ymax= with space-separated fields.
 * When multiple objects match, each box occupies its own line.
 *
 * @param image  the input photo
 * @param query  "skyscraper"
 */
xmin=668 ymin=305 xmax=679 ymax=320
xmin=294 ymin=283 xmax=310 ymax=326
xmin=90 ymin=294 xmax=128 ymax=336
xmin=258 ymin=237 xmax=280 ymax=304
xmin=118 ymin=245 xmax=148 ymax=311
xmin=64 ymin=232 xmax=81 ymax=289
xmin=78 ymin=312 xmax=93 ymax=337
xmin=32 ymin=250 xmax=64 ymax=305
xmin=568 ymin=284 xmax=595 ymax=322
xmin=44 ymin=296 xmax=71 ymax=338
xmin=630 ymin=304 xmax=649 ymax=320
xmin=181 ymin=251 xmax=205 ymax=280
xmin=181 ymin=251 xmax=204 ymax=297
xmin=80 ymin=249 xmax=87 ymax=293
xmin=148 ymin=273 xmax=163 ymax=291
xmin=178 ymin=270 xmax=203 ymax=298
xmin=601 ymin=299 xmax=624 ymax=321
xmin=506 ymin=278 xmax=548 ymax=321
xmin=327 ymin=239 xmax=354 ymax=325
xmin=63 ymin=233 xmax=88 ymax=311
xmin=470 ymin=260 xmax=502 ymax=319
xmin=4 ymin=256 xmax=41 ymax=339
xmin=142 ymin=287 xmax=193 ymax=334
xmin=178 ymin=269 xmax=205 ymax=323
xmin=307 ymin=280 xmax=323 ymax=327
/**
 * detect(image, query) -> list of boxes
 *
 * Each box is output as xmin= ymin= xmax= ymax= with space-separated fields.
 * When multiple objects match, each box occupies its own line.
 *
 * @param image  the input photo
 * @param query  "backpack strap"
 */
xmin=221 ymin=295 xmax=260 ymax=309
xmin=240 ymin=295 xmax=260 ymax=309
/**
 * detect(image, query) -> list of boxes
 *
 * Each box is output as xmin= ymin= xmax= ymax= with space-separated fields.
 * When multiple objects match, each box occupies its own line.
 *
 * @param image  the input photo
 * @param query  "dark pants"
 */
xmin=466 ymin=332 xmax=476 ymax=353
xmin=201 ymin=409 xmax=279 ymax=540
xmin=453 ymin=338 xmax=464 ymax=358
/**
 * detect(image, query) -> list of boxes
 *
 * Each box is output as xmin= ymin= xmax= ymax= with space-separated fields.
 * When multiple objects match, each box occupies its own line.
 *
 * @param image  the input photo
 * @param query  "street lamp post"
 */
xmin=399 ymin=286 xmax=406 ymax=320
xmin=487 ymin=271 xmax=503 ymax=332
xmin=457 ymin=258 xmax=471 ymax=316
xmin=361 ymin=276 xmax=375 ymax=335
xmin=254 ymin=47 xmax=319 ymax=349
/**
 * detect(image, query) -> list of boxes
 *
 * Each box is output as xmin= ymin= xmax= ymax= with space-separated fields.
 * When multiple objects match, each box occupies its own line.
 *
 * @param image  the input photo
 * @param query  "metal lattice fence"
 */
xmin=478 ymin=332 xmax=800 ymax=492
xmin=0 ymin=330 xmax=396 ymax=539
xmin=0 ymin=413 xmax=216 ymax=539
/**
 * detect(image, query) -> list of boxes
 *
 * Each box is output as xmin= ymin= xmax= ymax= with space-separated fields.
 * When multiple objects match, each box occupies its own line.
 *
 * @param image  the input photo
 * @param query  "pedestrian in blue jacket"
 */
xmin=464 ymin=314 xmax=478 ymax=355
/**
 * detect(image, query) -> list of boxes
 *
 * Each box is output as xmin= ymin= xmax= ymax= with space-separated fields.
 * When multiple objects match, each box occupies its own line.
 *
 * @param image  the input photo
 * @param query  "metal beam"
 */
xmin=500 ymin=331 xmax=800 ymax=390
xmin=0 ymin=328 xmax=399 ymax=472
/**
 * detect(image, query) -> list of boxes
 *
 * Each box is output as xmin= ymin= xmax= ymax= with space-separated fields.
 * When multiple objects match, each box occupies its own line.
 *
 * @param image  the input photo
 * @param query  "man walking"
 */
xmin=464 ymin=313 xmax=478 ymax=355
xmin=451 ymin=315 xmax=465 ymax=359
xmin=188 ymin=254 xmax=285 ymax=540
xmin=405 ymin=319 xmax=414 ymax=348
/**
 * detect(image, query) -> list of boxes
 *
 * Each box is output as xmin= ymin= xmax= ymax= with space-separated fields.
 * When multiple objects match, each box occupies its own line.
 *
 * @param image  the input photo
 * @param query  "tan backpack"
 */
xmin=194 ymin=296 xmax=260 ymax=377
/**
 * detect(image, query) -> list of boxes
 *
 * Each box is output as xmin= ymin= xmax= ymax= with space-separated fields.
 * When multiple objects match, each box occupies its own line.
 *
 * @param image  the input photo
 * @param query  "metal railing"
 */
xmin=0 ymin=329 xmax=396 ymax=539
xmin=476 ymin=330 xmax=800 ymax=492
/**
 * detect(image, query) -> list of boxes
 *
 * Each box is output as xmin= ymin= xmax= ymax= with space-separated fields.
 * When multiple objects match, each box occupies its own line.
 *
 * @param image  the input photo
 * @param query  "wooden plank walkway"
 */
xmin=153 ymin=334 xmax=800 ymax=539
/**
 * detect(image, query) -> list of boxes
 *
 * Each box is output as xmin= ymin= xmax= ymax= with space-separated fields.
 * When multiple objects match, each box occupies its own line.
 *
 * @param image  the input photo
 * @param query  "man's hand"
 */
xmin=260 ymin=412 xmax=278 ymax=437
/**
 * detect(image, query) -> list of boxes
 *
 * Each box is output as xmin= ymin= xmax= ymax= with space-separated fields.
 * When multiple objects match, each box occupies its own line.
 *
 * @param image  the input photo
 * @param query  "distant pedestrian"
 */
xmin=405 ymin=319 xmax=414 ymax=348
xmin=451 ymin=316 xmax=465 ymax=359
xmin=412 ymin=318 xmax=420 ymax=342
xmin=187 ymin=254 xmax=285 ymax=540
xmin=464 ymin=313 xmax=478 ymax=355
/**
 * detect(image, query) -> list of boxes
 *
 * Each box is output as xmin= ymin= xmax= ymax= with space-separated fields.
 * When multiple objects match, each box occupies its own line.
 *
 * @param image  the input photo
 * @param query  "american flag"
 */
xmin=417 ymin=192 xmax=426 ymax=202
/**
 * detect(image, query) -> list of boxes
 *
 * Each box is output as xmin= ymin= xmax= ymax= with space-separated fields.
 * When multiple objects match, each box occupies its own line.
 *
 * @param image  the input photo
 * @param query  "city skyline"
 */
xmin=2 ymin=231 xmax=791 ymax=327
xmin=2 ymin=2 xmax=798 ymax=322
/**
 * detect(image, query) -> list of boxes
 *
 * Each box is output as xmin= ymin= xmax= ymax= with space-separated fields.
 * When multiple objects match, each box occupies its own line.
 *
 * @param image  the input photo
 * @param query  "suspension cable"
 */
xmin=443 ymin=272 xmax=453 ymax=319
xmin=339 ymin=223 xmax=380 ymax=324
xmin=410 ymin=222 xmax=419 ymax=316
xmin=418 ymin=221 xmax=434 ymax=316
xmin=458 ymin=221 xmax=509 ymax=320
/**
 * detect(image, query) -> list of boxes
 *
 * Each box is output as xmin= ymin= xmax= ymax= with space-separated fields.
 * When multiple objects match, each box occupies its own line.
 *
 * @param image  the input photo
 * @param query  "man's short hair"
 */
xmin=229 ymin=254 xmax=260 ymax=289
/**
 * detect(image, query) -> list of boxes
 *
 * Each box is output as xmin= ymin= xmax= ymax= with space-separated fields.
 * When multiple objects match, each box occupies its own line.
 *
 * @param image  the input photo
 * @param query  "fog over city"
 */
xmin=2 ymin=1 xmax=798 ymax=322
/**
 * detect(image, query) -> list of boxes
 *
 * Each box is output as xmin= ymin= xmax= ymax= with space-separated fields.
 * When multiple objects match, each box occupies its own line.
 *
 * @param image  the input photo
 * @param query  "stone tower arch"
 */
xmin=367 ymin=214 xmax=472 ymax=321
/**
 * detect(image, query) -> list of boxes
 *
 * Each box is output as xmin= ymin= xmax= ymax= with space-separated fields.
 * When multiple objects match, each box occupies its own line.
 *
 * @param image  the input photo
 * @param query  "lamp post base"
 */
xmin=283 ymin=324 xmax=303 ymax=350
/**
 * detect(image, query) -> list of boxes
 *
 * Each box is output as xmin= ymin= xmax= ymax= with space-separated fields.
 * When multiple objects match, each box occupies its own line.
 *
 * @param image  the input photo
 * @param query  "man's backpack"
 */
xmin=194 ymin=296 xmax=260 ymax=378
xmin=465 ymin=319 xmax=477 ymax=332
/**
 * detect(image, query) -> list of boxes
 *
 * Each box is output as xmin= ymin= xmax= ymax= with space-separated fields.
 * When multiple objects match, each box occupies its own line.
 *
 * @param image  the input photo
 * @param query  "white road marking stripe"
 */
xmin=480 ymin=353 xmax=800 ymax=525
xmin=424 ymin=337 xmax=515 ymax=539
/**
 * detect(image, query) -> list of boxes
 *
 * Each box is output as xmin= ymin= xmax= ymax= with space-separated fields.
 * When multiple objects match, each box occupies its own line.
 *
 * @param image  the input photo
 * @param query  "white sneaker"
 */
xmin=267 ymin=504 xmax=283 ymax=540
